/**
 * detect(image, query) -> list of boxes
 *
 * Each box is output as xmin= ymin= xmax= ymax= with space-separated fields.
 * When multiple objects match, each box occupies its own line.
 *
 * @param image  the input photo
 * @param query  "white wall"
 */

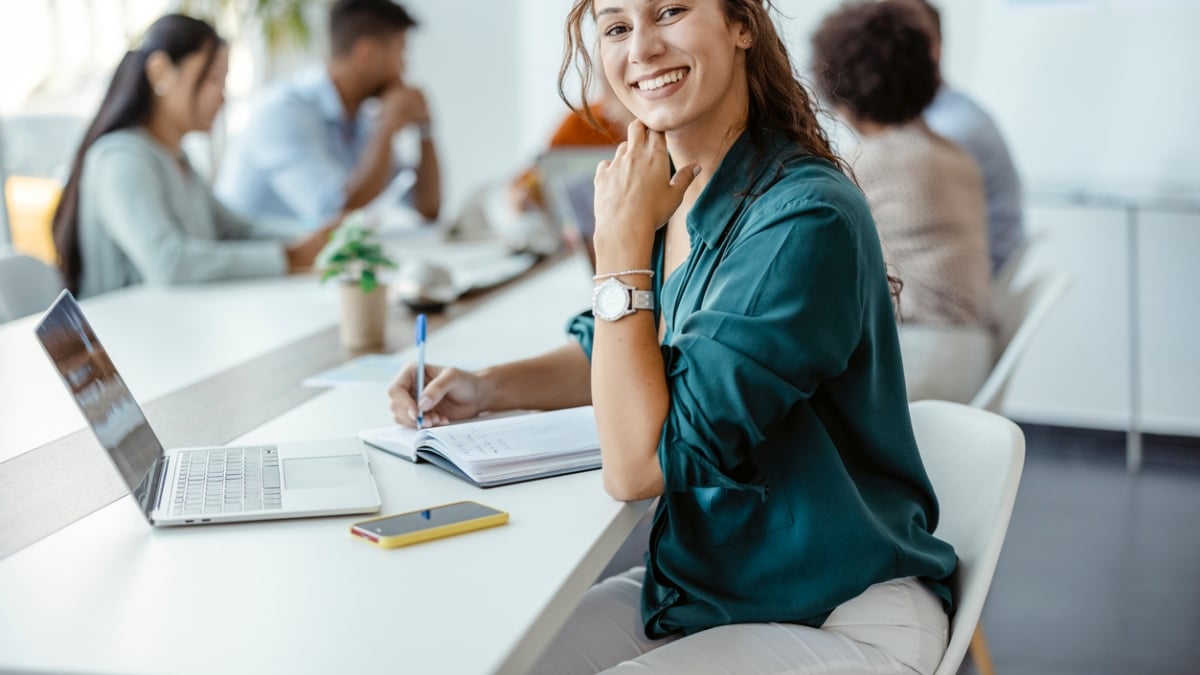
xmin=506 ymin=0 xmax=1200 ymax=195
xmin=514 ymin=0 xmax=1193 ymax=176
xmin=400 ymin=0 xmax=524 ymax=217
xmin=946 ymin=0 xmax=1200 ymax=193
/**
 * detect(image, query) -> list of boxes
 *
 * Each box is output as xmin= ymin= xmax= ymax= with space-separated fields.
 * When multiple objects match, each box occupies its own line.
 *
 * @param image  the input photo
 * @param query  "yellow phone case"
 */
xmin=350 ymin=501 xmax=509 ymax=548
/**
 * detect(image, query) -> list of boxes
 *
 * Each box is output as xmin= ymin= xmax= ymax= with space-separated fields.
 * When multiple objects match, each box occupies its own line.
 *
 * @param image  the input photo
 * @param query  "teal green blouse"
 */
xmin=568 ymin=128 xmax=957 ymax=639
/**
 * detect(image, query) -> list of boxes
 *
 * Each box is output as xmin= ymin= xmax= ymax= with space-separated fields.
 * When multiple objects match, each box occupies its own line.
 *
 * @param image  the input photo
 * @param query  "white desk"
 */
xmin=0 ymin=237 xmax=539 ymax=464
xmin=0 ymin=253 xmax=653 ymax=674
xmin=0 ymin=276 xmax=343 ymax=463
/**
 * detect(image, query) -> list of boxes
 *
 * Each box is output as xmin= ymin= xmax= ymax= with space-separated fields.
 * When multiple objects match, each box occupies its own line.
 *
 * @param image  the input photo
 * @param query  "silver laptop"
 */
xmin=536 ymin=147 xmax=616 ymax=273
xmin=35 ymin=290 xmax=382 ymax=527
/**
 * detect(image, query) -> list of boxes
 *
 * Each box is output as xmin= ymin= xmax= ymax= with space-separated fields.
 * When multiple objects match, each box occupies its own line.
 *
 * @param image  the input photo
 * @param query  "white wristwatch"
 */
xmin=592 ymin=277 xmax=655 ymax=322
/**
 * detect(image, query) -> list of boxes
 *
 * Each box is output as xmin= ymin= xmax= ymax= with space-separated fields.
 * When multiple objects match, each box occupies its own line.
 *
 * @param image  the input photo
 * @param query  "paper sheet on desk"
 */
xmin=305 ymin=353 xmax=489 ymax=388
xmin=450 ymin=250 xmax=538 ymax=296
xmin=303 ymin=354 xmax=406 ymax=388
xmin=391 ymin=239 xmax=540 ymax=297
xmin=363 ymin=171 xmax=430 ymax=238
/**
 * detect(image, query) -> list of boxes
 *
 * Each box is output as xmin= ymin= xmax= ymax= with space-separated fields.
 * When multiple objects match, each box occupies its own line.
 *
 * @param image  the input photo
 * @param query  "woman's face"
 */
xmin=595 ymin=0 xmax=749 ymax=135
xmin=158 ymin=45 xmax=228 ymax=134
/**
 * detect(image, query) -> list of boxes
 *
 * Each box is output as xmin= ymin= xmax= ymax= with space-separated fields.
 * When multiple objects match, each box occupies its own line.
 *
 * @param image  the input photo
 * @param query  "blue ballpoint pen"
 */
xmin=415 ymin=313 xmax=426 ymax=429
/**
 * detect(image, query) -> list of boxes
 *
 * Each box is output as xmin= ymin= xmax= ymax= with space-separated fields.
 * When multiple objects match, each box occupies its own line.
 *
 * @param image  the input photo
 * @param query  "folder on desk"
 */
xmin=359 ymin=406 xmax=601 ymax=488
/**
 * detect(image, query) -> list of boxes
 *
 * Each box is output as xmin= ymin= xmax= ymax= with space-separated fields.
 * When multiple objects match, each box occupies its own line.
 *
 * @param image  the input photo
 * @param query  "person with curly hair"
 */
xmin=812 ymin=0 xmax=995 ymax=404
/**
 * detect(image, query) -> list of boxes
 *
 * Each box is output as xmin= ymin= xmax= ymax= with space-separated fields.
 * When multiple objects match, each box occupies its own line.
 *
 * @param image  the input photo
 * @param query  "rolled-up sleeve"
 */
xmin=657 ymin=201 xmax=863 ymax=492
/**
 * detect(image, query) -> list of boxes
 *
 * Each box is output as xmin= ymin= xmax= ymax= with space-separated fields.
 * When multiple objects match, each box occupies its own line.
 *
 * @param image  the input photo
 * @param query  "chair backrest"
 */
xmin=1 ymin=114 xmax=86 ymax=181
xmin=910 ymin=400 xmax=1025 ymax=675
xmin=1 ymin=114 xmax=84 ymax=265
xmin=991 ymin=230 xmax=1045 ymax=302
xmin=970 ymin=271 xmax=1072 ymax=412
xmin=0 ymin=252 xmax=64 ymax=323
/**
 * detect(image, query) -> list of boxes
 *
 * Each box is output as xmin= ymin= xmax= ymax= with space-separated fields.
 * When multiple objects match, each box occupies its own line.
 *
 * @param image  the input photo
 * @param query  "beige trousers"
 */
xmin=530 ymin=568 xmax=949 ymax=675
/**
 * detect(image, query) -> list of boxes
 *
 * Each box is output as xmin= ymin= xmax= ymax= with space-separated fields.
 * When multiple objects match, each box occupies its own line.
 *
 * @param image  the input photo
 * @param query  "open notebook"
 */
xmin=358 ymin=406 xmax=601 ymax=488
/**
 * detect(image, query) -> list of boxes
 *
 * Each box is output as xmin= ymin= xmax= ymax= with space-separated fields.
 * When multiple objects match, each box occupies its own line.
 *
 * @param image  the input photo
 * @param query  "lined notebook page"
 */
xmin=422 ymin=406 xmax=599 ymax=466
xmin=359 ymin=425 xmax=421 ymax=461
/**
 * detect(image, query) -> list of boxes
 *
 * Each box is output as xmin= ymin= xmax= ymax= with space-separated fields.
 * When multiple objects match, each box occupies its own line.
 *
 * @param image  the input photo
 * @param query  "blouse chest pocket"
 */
xmin=668 ymin=480 xmax=794 ymax=547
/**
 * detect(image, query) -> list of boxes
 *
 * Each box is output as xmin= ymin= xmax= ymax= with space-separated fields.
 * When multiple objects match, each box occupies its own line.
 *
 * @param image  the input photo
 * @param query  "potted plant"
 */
xmin=317 ymin=211 xmax=397 ymax=350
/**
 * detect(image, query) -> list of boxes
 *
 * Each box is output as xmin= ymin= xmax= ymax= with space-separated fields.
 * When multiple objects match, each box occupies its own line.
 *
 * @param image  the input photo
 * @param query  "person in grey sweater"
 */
xmin=812 ymin=1 xmax=994 ymax=403
xmin=51 ymin=14 xmax=331 ymax=298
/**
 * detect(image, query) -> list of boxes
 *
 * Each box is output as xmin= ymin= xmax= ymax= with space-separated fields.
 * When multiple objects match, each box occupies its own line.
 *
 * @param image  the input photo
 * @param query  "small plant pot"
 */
xmin=339 ymin=283 xmax=388 ymax=351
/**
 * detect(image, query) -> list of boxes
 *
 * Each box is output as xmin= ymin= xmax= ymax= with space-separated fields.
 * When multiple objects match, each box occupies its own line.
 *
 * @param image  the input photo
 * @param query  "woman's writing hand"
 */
xmin=388 ymin=362 xmax=487 ymax=427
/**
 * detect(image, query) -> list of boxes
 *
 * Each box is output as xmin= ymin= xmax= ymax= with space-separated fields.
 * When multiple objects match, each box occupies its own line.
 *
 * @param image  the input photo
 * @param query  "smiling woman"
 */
xmin=386 ymin=1 xmax=958 ymax=673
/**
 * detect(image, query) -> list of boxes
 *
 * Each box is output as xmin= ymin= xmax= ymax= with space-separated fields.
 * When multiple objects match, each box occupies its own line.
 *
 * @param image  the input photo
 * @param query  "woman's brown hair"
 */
xmin=558 ymin=0 xmax=848 ymax=175
xmin=557 ymin=0 xmax=904 ymax=303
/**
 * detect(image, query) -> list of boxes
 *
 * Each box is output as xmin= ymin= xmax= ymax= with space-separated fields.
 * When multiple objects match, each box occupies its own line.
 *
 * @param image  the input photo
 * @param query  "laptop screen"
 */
xmin=35 ymin=291 xmax=163 ymax=518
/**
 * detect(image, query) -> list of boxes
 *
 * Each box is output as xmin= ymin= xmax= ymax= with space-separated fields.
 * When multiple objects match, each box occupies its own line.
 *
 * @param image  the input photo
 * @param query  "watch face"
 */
xmin=594 ymin=280 xmax=629 ymax=320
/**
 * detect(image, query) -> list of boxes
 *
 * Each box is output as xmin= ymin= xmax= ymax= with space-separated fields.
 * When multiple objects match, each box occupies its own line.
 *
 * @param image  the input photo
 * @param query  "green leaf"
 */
xmin=315 ymin=207 xmax=397 ymax=280
xmin=360 ymin=270 xmax=378 ymax=294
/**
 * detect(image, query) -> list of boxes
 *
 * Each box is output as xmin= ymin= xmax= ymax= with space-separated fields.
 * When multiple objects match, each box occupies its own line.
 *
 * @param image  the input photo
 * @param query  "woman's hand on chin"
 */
xmin=592 ymin=120 xmax=700 ymax=265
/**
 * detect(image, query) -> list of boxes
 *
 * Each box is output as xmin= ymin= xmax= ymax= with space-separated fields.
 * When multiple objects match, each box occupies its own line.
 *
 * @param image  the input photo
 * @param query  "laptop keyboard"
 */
xmin=171 ymin=446 xmax=281 ymax=516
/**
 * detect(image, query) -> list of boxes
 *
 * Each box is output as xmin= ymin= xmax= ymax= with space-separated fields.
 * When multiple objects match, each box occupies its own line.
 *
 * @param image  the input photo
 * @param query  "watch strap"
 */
xmin=630 ymin=290 xmax=655 ymax=312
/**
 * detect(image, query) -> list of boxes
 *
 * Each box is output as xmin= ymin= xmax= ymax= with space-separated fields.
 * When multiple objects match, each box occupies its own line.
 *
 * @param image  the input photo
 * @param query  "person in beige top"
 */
xmin=812 ymin=0 xmax=993 ymax=402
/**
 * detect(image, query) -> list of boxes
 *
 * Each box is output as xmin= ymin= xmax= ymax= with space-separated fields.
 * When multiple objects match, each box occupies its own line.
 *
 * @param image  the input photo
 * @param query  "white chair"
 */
xmin=970 ymin=271 xmax=1073 ymax=413
xmin=957 ymin=271 xmax=1068 ymax=675
xmin=909 ymin=400 xmax=1025 ymax=675
xmin=0 ymin=113 xmax=86 ymax=182
xmin=991 ymin=230 xmax=1045 ymax=305
xmin=0 ymin=252 xmax=63 ymax=323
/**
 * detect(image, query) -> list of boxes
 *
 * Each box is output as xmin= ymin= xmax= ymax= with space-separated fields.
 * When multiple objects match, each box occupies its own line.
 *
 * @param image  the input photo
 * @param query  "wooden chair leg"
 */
xmin=969 ymin=624 xmax=997 ymax=675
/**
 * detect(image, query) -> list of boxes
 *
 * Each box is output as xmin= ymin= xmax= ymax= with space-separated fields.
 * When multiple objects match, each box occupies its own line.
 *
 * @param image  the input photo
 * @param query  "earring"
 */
xmin=154 ymin=82 xmax=168 ymax=96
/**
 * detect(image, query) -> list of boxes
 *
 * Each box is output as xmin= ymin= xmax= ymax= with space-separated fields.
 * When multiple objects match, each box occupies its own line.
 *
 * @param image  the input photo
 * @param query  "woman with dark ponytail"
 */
xmin=52 ymin=14 xmax=331 ymax=297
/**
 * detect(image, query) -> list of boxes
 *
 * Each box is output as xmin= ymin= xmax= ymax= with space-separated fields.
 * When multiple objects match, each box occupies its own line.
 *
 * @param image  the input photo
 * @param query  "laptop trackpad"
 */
xmin=283 ymin=455 xmax=364 ymax=489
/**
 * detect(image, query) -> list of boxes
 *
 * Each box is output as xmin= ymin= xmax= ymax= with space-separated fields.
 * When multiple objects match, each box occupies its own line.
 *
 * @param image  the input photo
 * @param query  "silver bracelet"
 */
xmin=593 ymin=269 xmax=654 ymax=282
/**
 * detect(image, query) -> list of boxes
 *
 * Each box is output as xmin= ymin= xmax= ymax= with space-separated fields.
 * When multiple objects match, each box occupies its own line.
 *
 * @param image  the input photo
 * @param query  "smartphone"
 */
xmin=349 ymin=500 xmax=509 ymax=548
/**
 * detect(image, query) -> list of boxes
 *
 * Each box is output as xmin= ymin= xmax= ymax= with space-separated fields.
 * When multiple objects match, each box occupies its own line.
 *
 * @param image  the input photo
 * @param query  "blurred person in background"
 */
xmin=894 ymin=0 xmax=1025 ymax=275
xmin=52 ymin=14 xmax=330 ymax=298
xmin=812 ymin=0 xmax=994 ymax=403
xmin=217 ymin=0 xmax=441 ymax=228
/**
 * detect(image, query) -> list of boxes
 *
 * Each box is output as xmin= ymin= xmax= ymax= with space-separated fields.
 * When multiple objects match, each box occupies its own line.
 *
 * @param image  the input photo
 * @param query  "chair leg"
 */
xmin=969 ymin=624 xmax=997 ymax=675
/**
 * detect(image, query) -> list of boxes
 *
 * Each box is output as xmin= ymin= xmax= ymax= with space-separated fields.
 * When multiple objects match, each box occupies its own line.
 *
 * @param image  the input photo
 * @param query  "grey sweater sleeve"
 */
xmin=208 ymin=186 xmax=308 ymax=241
xmin=88 ymin=144 xmax=288 ymax=284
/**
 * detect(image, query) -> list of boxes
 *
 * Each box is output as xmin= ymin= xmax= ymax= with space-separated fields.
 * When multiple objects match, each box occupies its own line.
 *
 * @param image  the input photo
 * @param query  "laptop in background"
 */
xmin=536 ymin=147 xmax=615 ymax=273
xmin=35 ymin=290 xmax=382 ymax=527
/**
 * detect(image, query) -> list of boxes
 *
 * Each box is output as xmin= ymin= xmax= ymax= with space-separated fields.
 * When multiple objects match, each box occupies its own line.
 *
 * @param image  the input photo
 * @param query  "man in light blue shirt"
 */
xmin=217 ymin=0 xmax=440 ymax=228
xmin=900 ymin=0 xmax=1025 ymax=275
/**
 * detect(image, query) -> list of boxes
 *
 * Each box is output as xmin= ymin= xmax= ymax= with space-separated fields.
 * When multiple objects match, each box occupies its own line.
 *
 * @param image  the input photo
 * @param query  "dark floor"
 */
xmin=959 ymin=425 xmax=1200 ymax=675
